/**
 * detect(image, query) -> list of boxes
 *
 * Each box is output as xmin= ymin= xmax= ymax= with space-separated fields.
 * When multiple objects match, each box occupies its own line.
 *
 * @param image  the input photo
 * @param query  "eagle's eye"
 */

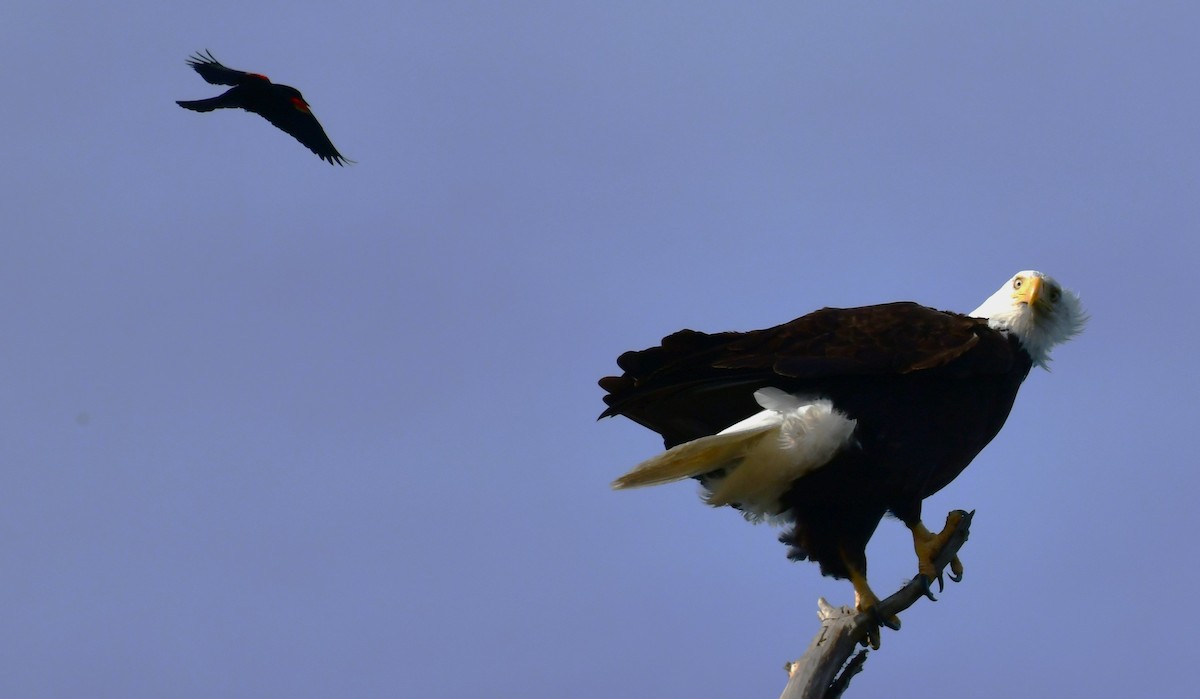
xmin=1013 ymin=277 xmax=1023 ymax=290
xmin=1049 ymin=287 xmax=1061 ymax=302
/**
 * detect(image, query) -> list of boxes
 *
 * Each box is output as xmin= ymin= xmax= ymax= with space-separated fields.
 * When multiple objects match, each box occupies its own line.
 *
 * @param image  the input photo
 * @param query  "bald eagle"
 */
xmin=600 ymin=271 xmax=1085 ymax=630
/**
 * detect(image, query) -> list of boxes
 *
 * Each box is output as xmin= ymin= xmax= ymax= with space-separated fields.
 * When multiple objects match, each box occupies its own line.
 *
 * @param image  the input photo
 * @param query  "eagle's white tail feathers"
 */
xmin=705 ymin=395 xmax=856 ymax=518
xmin=610 ymin=423 xmax=777 ymax=490
xmin=613 ymin=389 xmax=857 ymax=522
xmin=750 ymin=386 xmax=805 ymax=412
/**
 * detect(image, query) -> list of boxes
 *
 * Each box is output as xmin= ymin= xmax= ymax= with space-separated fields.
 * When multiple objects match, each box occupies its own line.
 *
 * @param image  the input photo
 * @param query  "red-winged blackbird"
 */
xmin=177 ymin=50 xmax=352 ymax=166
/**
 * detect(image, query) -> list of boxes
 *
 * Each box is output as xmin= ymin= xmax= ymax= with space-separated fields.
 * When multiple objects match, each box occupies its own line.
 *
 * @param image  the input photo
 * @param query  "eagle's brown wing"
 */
xmin=600 ymin=302 xmax=1017 ymax=448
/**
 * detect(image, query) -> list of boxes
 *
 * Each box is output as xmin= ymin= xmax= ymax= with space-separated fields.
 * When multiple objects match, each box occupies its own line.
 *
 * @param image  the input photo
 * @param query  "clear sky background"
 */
xmin=1 ymin=2 xmax=1196 ymax=697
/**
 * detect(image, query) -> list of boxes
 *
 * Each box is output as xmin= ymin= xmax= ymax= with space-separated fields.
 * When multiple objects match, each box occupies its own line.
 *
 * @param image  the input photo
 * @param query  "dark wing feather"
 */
xmin=185 ymin=50 xmax=254 ymax=87
xmin=600 ymin=302 xmax=1016 ymax=447
xmin=255 ymin=99 xmax=352 ymax=165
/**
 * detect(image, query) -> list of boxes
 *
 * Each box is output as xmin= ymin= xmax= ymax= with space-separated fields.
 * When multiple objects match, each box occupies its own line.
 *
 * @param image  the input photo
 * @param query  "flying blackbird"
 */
xmin=177 ymin=50 xmax=352 ymax=165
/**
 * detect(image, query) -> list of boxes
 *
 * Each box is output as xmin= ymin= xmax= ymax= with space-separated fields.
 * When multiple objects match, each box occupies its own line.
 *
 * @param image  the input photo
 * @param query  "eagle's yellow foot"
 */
xmin=909 ymin=510 xmax=969 ymax=600
xmin=847 ymin=568 xmax=899 ymax=649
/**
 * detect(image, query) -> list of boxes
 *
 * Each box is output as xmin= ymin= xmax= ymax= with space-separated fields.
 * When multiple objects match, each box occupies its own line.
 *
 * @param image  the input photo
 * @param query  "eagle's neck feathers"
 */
xmin=969 ymin=270 xmax=1087 ymax=369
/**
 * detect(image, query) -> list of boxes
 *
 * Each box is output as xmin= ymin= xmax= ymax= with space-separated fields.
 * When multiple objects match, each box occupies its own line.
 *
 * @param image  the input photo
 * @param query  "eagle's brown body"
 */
xmin=601 ymin=302 xmax=1033 ymax=583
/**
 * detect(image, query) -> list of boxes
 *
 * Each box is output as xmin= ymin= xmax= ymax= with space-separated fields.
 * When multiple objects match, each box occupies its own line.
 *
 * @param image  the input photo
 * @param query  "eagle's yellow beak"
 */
xmin=1015 ymin=275 xmax=1051 ymax=313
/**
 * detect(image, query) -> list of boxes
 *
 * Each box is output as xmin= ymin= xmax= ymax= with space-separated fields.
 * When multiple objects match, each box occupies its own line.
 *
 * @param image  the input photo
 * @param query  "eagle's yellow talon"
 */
xmin=909 ymin=512 xmax=968 ymax=585
xmin=948 ymin=555 xmax=964 ymax=582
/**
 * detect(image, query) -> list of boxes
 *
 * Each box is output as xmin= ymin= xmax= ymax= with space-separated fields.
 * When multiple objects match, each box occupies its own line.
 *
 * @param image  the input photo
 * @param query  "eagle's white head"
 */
xmin=970 ymin=270 xmax=1087 ymax=369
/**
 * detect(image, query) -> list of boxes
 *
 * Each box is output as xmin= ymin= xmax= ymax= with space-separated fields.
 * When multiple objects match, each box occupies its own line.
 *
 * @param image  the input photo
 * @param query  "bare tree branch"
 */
xmin=778 ymin=510 xmax=975 ymax=699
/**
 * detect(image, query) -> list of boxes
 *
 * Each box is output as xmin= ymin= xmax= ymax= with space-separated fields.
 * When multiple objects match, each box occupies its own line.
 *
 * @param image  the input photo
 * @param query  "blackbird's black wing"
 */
xmin=185 ymin=50 xmax=258 ymax=86
xmin=256 ymin=97 xmax=352 ymax=165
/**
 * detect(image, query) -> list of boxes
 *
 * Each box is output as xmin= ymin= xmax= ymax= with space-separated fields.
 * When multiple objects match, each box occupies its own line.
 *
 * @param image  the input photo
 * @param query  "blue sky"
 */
xmin=1 ymin=2 xmax=1196 ymax=697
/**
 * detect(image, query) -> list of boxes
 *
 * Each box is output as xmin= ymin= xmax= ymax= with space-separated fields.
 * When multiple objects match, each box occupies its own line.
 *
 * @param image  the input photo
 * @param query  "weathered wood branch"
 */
xmin=777 ymin=510 xmax=975 ymax=699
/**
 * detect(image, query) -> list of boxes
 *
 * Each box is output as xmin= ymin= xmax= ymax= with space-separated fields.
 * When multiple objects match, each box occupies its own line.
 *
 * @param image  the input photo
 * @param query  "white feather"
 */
xmin=612 ymin=389 xmax=857 ymax=523
xmin=970 ymin=270 xmax=1087 ymax=368
xmin=705 ymin=392 xmax=856 ymax=520
xmin=751 ymin=386 xmax=805 ymax=412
